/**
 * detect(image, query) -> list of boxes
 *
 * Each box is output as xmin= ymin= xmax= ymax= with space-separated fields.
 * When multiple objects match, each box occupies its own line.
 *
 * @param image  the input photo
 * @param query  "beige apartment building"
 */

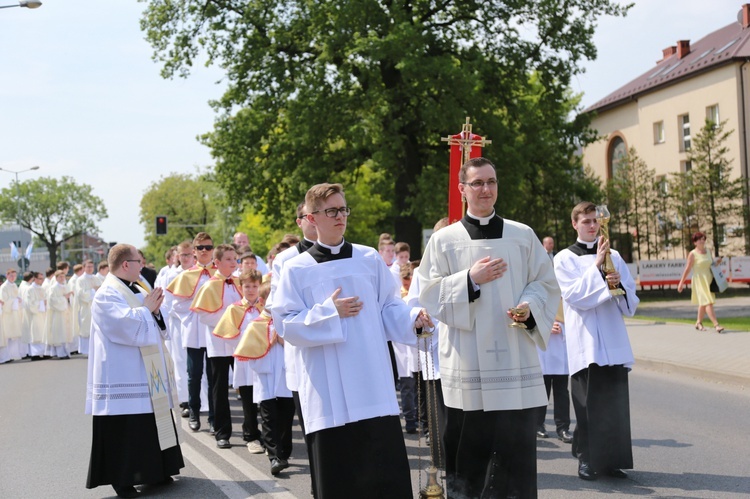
xmin=583 ymin=3 xmax=750 ymax=257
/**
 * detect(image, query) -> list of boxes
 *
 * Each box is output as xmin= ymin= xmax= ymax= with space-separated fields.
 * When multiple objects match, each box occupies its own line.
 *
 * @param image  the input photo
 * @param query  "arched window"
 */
xmin=607 ymin=135 xmax=627 ymax=179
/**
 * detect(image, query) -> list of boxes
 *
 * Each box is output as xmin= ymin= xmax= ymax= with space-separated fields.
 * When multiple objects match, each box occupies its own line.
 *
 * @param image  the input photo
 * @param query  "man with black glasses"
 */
xmin=271 ymin=183 xmax=432 ymax=498
xmin=418 ymin=157 xmax=559 ymax=499
xmin=166 ymin=232 xmax=217 ymax=433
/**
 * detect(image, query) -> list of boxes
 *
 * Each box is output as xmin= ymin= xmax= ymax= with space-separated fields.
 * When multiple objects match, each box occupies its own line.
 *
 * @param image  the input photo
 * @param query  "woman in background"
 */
xmin=677 ymin=232 xmax=724 ymax=333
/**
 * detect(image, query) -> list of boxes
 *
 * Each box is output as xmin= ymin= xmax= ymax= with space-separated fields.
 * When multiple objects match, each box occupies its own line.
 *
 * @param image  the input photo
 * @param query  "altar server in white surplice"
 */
xmin=85 ymin=244 xmax=183 ymax=498
xmin=75 ymin=260 xmax=100 ymax=355
xmin=0 ymin=269 xmax=24 ymax=362
xmin=45 ymin=271 xmax=73 ymax=359
xmin=271 ymin=183 xmax=432 ymax=499
xmin=554 ymin=201 xmax=638 ymax=482
xmin=23 ymin=272 xmax=48 ymax=360
xmin=417 ymin=157 xmax=560 ymax=499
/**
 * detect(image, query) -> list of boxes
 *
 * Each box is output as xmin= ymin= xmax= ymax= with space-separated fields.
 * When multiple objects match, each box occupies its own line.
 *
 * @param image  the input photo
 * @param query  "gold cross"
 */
xmin=441 ymin=117 xmax=492 ymax=165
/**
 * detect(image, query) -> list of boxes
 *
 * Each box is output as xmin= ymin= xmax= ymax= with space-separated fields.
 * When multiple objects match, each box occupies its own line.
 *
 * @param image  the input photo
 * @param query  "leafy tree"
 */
xmin=687 ymin=119 xmax=748 ymax=256
xmin=139 ymin=172 xmax=230 ymax=262
xmin=140 ymin=0 xmax=629 ymax=253
xmin=0 ymin=176 xmax=107 ymax=268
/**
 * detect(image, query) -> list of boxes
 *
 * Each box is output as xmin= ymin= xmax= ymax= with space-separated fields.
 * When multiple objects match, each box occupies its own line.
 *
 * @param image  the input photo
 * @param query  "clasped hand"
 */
xmin=143 ymin=287 xmax=164 ymax=313
xmin=331 ymin=287 xmax=434 ymax=330
xmin=470 ymin=256 xmax=507 ymax=285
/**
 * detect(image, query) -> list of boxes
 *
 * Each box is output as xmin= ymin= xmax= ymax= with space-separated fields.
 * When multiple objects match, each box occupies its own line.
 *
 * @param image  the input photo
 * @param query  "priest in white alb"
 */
xmin=271 ymin=183 xmax=432 ymax=499
xmin=417 ymin=157 xmax=560 ymax=499
xmin=85 ymin=244 xmax=183 ymax=498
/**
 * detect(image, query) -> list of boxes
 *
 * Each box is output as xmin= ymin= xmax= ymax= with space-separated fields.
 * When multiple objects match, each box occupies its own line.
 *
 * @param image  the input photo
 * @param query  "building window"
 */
xmin=717 ymin=224 xmax=727 ymax=246
xmin=653 ymin=121 xmax=665 ymax=144
xmin=681 ymin=160 xmax=692 ymax=173
xmin=680 ymin=114 xmax=691 ymax=151
xmin=607 ymin=135 xmax=627 ymax=179
xmin=706 ymin=104 xmax=719 ymax=126
xmin=656 ymin=174 xmax=668 ymax=195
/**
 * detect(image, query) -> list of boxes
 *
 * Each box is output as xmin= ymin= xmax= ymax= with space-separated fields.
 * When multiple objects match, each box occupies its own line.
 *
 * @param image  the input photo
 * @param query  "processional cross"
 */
xmin=441 ymin=117 xmax=492 ymax=222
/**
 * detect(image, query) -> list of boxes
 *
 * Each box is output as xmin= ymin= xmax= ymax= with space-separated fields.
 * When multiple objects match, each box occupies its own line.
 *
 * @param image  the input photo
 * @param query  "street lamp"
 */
xmin=0 ymin=1 xmax=42 ymax=9
xmin=0 ymin=165 xmax=40 ymax=274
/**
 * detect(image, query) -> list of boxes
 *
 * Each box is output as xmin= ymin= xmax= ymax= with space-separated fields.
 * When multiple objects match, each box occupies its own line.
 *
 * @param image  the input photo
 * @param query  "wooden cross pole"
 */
xmin=441 ymin=117 xmax=492 ymax=222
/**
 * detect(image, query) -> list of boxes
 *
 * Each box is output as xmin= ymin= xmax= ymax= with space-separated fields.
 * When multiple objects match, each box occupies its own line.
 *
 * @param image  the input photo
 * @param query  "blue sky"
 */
xmin=0 ymin=1 xmax=743 ymax=251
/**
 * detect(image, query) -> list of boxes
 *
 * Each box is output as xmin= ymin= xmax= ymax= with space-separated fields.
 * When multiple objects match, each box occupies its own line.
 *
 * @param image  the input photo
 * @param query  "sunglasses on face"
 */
xmin=194 ymin=245 xmax=214 ymax=251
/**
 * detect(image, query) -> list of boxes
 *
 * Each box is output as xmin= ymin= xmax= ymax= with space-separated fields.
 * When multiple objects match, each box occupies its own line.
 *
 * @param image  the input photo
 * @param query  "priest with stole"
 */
xmin=85 ymin=244 xmax=183 ymax=498
xmin=553 ymin=201 xmax=638 ymax=481
xmin=271 ymin=183 xmax=432 ymax=498
xmin=417 ymin=157 xmax=560 ymax=499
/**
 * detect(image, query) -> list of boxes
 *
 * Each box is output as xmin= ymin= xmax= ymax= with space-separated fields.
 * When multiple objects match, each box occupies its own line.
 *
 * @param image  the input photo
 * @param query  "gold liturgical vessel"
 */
xmin=595 ymin=204 xmax=625 ymax=296
xmin=508 ymin=306 xmax=528 ymax=329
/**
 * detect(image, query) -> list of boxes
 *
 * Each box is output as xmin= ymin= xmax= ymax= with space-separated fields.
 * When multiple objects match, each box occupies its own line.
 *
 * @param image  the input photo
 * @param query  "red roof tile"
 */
xmin=586 ymin=19 xmax=750 ymax=113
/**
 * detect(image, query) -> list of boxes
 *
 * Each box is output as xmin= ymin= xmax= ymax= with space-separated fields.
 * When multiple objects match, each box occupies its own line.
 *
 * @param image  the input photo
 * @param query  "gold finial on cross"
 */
xmin=441 ymin=117 xmax=492 ymax=165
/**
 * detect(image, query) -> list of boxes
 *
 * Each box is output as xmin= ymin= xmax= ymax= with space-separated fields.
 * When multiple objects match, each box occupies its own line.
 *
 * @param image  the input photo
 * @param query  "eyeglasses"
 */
xmin=462 ymin=179 xmax=498 ymax=189
xmin=311 ymin=207 xmax=351 ymax=218
xmin=124 ymin=259 xmax=142 ymax=266
xmin=194 ymin=245 xmax=214 ymax=251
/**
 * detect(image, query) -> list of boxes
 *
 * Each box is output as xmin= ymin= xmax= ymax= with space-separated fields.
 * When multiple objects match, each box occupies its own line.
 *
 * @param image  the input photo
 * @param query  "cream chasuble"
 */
xmin=417 ymin=216 xmax=560 ymax=412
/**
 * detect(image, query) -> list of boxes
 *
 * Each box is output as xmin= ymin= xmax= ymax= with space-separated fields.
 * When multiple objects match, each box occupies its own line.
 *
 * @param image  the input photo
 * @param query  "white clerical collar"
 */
xmin=466 ymin=210 xmax=496 ymax=226
xmin=576 ymin=238 xmax=597 ymax=249
xmin=303 ymin=237 xmax=315 ymax=244
xmin=318 ymin=239 xmax=345 ymax=255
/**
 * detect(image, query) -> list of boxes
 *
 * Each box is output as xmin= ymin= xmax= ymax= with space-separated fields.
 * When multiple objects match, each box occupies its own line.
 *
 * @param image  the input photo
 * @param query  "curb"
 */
xmin=635 ymin=357 xmax=750 ymax=389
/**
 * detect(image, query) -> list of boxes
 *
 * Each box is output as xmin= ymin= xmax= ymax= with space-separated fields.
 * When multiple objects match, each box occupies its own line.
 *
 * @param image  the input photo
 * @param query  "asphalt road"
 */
xmin=1 ymin=355 xmax=748 ymax=498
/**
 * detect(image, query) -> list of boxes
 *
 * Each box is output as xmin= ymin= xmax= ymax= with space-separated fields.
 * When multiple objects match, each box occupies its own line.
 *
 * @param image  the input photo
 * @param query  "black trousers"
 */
xmin=445 ymin=407 xmax=539 ymax=499
xmin=186 ymin=346 xmax=214 ymax=423
xmin=208 ymin=356 xmax=234 ymax=441
xmin=259 ymin=397 xmax=295 ymax=460
xmin=570 ymin=364 xmax=633 ymax=471
xmin=238 ymin=385 xmax=260 ymax=442
xmin=536 ymin=374 xmax=571 ymax=432
xmin=306 ymin=416 xmax=411 ymax=499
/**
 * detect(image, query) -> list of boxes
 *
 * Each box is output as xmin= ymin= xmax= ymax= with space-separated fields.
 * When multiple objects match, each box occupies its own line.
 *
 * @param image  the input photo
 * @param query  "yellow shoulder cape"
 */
xmin=555 ymin=300 xmax=565 ymax=324
xmin=190 ymin=276 xmax=242 ymax=314
xmin=213 ymin=301 xmax=250 ymax=340
xmin=166 ymin=266 xmax=215 ymax=298
xmin=234 ymin=309 xmax=273 ymax=361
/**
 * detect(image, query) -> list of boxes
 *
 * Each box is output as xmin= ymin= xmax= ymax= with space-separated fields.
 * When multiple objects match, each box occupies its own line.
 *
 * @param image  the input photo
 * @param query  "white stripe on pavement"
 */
xmin=180 ymin=418 xmax=298 ymax=498
xmin=181 ymin=442 xmax=252 ymax=499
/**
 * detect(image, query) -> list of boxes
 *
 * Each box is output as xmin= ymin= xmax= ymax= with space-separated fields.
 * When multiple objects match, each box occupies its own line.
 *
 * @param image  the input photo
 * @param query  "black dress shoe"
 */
xmin=217 ymin=439 xmax=231 ymax=449
xmin=270 ymin=458 xmax=285 ymax=476
xmin=209 ymin=424 xmax=216 ymax=435
xmin=112 ymin=484 xmax=139 ymax=498
xmin=557 ymin=429 xmax=573 ymax=443
xmin=607 ymin=468 xmax=628 ymax=479
xmin=181 ymin=407 xmax=190 ymax=418
xmin=189 ymin=419 xmax=200 ymax=431
xmin=536 ymin=425 xmax=548 ymax=438
xmin=578 ymin=461 xmax=598 ymax=481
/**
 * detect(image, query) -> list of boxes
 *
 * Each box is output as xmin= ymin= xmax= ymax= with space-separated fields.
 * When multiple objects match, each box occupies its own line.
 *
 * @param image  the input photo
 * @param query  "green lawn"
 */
xmin=632 ymin=315 xmax=750 ymax=331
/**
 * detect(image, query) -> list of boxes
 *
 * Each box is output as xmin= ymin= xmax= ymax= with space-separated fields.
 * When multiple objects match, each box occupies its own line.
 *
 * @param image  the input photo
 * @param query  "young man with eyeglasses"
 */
xmin=271 ymin=184 xmax=432 ymax=498
xmin=417 ymin=157 xmax=560 ymax=499
xmin=166 ymin=232 xmax=217 ymax=433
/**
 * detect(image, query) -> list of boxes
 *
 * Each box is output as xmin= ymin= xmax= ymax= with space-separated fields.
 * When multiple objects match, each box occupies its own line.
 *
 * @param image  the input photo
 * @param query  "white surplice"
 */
xmin=85 ymin=275 xmax=172 ymax=416
xmin=75 ymin=273 xmax=100 ymax=339
xmin=554 ymin=244 xmax=639 ymax=375
xmin=417 ymin=218 xmax=559 ymax=412
xmin=271 ymin=242 xmax=420 ymax=435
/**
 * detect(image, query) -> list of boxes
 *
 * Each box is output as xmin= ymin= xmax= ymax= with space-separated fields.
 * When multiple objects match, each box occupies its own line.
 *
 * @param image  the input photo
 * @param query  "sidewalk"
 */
xmin=628 ymin=296 xmax=750 ymax=388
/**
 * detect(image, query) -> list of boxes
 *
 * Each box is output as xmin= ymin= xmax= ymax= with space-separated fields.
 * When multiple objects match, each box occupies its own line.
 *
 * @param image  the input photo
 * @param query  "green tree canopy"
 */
xmin=140 ymin=0 xmax=629 ymax=253
xmin=0 ymin=176 xmax=108 ymax=268
xmin=139 ymin=171 xmax=236 ymax=263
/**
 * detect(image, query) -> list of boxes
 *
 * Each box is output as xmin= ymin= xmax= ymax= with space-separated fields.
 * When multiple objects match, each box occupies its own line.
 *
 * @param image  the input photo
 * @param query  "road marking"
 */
xmin=181 ymin=442 xmax=252 ymax=499
xmin=180 ymin=418 xmax=297 ymax=498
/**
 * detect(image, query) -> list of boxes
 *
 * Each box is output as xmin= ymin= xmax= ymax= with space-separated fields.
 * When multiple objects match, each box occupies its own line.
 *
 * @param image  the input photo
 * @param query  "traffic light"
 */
xmin=155 ymin=216 xmax=168 ymax=235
